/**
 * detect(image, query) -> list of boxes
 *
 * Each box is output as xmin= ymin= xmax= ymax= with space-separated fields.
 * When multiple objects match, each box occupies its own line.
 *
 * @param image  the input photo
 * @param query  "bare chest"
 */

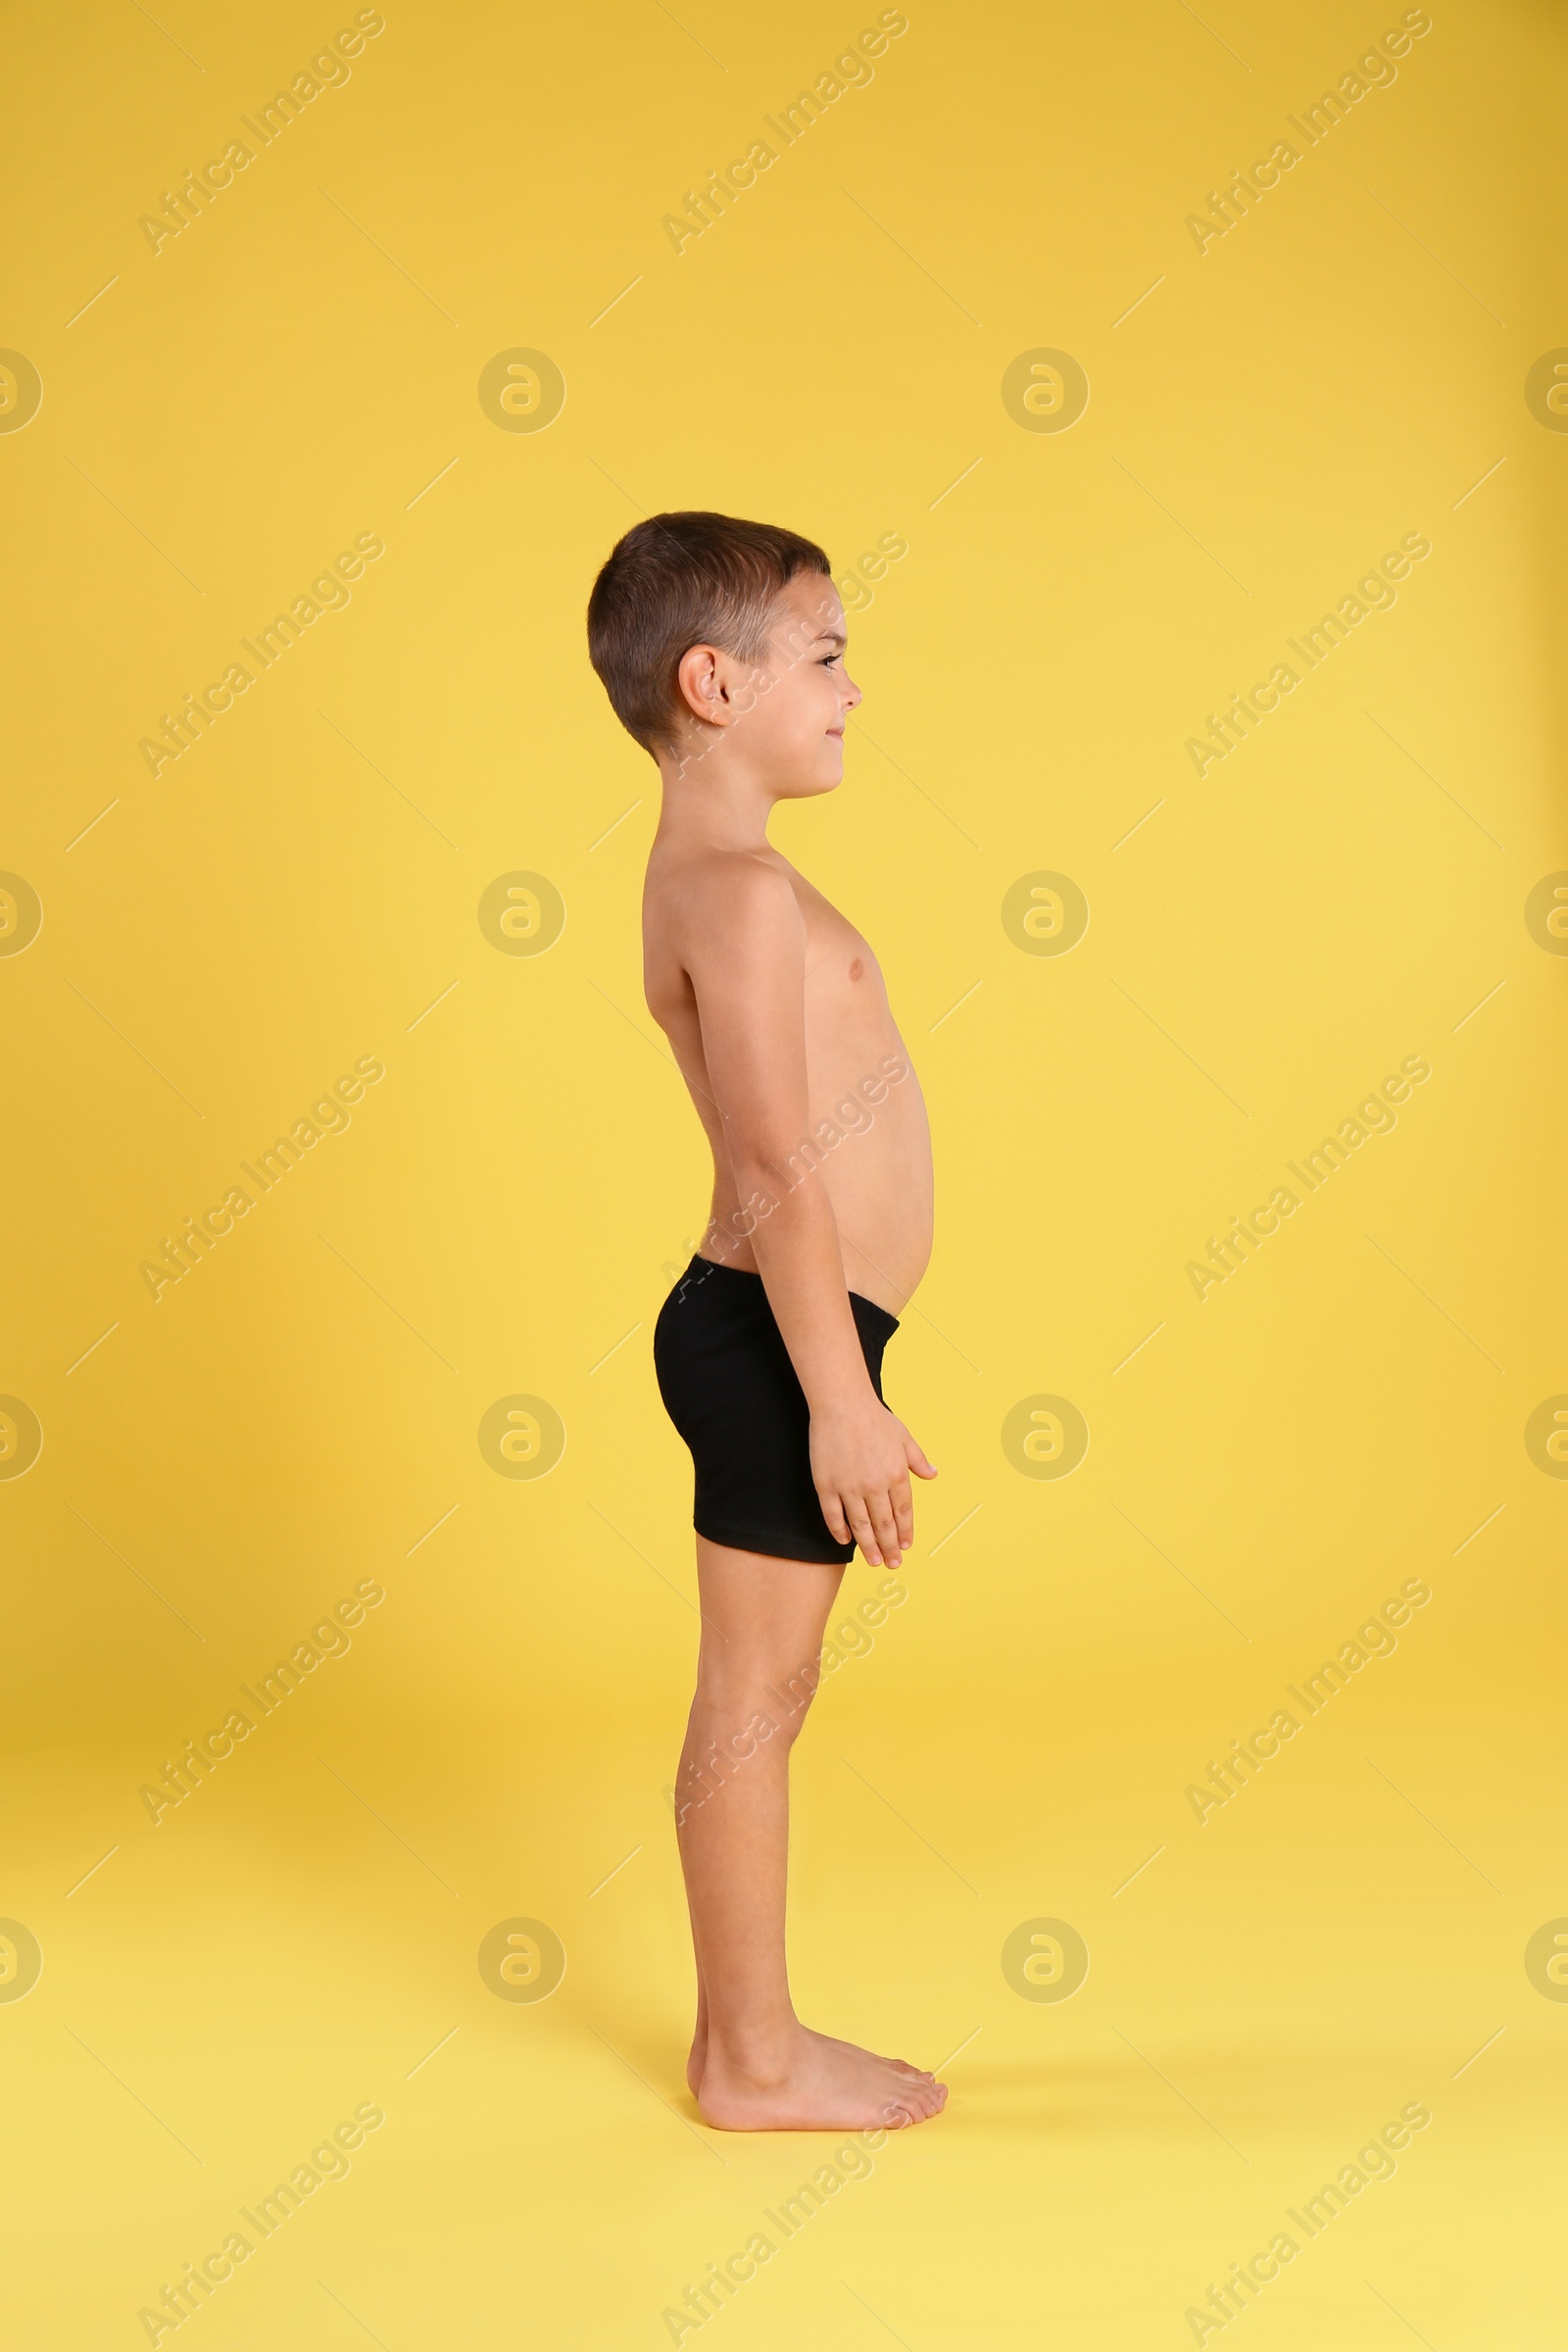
xmin=793 ymin=884 xmax=907 ymax=1084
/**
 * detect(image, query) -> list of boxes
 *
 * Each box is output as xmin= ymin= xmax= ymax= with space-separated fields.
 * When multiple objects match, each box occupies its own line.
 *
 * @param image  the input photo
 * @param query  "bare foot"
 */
xmin=688 ymin=2013 xmax=931 ymax=2101
xmin=808 ymin=2028 xmax=935 ymax=2081
xmin=697 ymin=2025 xmax=948 ymax=2132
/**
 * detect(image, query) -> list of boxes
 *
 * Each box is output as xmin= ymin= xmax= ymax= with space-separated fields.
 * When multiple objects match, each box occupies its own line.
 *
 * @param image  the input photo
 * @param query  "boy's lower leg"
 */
xmin=677 ymin=1537 xmax=947 ymax=2131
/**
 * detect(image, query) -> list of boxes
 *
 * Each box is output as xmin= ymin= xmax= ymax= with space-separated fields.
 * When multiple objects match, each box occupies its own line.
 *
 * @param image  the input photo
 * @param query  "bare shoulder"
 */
xmin=648 ymin=844 xmax=804 ymax=964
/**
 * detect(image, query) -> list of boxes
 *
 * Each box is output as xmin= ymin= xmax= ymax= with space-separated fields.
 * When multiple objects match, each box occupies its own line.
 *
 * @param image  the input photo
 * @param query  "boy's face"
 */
xmin=743 ymin=572 xmax=860 ymax=798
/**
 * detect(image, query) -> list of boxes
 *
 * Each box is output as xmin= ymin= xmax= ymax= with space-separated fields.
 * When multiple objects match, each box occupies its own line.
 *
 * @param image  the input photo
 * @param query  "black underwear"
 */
xmin=653 ymin=1256 xmax=900 ymax=1565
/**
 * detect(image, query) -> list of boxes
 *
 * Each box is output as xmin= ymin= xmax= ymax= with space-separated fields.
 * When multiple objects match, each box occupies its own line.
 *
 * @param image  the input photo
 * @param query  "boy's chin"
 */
xmin=776 ymin=753 xmax=844 ymax=800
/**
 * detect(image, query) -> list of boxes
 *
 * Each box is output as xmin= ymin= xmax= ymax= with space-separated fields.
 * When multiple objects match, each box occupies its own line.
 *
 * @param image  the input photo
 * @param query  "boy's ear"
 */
xmin=676 ymin=640 xmax=761 ymax=728
xmin=676 ymin=641 xmax=727 ymax=725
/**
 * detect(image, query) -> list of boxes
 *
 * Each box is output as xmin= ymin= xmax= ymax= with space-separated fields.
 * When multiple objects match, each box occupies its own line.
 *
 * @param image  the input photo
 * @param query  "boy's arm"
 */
xmin=682 ymin=862 xmax=933 ymax=1566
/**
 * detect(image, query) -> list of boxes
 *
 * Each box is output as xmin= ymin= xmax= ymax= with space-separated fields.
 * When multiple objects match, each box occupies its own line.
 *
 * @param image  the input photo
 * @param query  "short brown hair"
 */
xmin=587 ymin=510 xmax=831 ymax=752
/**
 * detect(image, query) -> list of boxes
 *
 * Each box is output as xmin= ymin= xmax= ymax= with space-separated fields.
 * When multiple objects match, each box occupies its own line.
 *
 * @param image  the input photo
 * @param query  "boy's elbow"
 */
xmin=732 ymin=1147 xmax=826 ymax=1211
xmin=730 ymin=1149 xmax=790 ymax=1200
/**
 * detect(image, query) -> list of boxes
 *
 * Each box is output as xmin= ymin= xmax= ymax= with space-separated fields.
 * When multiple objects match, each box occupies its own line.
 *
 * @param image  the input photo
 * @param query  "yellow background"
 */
xmin=3 ymin=0 xmax=1564 ymax=2341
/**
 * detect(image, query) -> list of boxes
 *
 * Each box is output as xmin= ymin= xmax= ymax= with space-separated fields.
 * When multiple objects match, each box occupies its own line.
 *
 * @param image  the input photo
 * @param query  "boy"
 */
xmin=588 ymin=512 xmax=946 ymax=2131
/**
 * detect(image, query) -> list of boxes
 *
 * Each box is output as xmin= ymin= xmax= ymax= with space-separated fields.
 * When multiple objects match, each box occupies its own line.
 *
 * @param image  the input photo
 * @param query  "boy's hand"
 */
xmin=810 ymin=1400 xmax=936 ymax=1567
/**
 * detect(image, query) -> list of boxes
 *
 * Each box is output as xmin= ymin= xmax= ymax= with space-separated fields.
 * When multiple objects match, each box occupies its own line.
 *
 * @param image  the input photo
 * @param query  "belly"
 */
xmin=699 ymin=1034 xmax=934 ymax=1315
xmin=807 ymin=1046 xmax=932 ymax=1311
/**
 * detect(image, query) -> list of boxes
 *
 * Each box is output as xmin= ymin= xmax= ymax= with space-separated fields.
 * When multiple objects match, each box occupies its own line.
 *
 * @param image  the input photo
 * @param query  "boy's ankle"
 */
xmin=704 ymin=2024 xmax=803 ymax=2083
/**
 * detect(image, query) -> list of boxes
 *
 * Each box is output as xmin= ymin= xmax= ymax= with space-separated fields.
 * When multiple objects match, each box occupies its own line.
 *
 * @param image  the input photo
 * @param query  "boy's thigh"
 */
xmin=695 ymin=1536 xmax=845 ymax=1680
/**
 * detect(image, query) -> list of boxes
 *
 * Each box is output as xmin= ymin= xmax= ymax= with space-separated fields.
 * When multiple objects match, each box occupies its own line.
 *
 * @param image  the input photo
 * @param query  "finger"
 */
xmin=891 ymin=1476 xmax=914 ymax=1551
xmin=866 ymin=1492 xmax=901 ymax=1565
xmin=903 ymin=1432 xmax=938 ymax=1480
xmin=845 ymin=1501 xmax=882 ymax=1566
xmin=818 ymin=1489 xmax=852 ymax=1545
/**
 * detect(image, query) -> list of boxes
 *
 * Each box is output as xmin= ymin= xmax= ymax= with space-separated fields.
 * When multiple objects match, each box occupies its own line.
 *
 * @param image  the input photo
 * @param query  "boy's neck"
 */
xmin=655 ymin=742 xmax=780 ymax=854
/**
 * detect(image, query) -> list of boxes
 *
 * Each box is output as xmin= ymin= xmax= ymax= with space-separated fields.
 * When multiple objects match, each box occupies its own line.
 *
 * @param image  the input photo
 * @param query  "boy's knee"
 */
xmin=766 ymin=1695 xmax=811 ymax=1749
xmin=764 ymin=1682 xmax=822 ymax=1734
xmin=695 ymin=1648 xmax=821 ymax=1742
xmin=693 ymin=1685 xmax=785 ymax=1750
